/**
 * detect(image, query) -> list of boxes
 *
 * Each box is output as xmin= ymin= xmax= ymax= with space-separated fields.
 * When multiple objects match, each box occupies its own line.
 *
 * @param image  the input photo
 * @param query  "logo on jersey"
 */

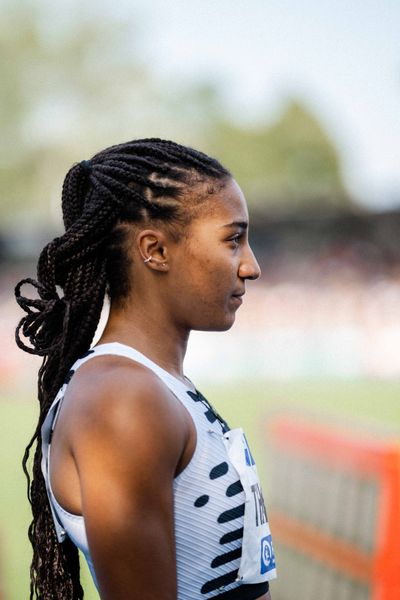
xmin=242 ymin=434 xmax=255 ymax=466
xmin=260 ymin=535 xmax=276 ymax=574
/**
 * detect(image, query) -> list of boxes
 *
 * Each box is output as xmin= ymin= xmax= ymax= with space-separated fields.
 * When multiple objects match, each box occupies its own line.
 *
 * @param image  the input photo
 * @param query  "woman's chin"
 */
xmin=192 ymin=313 xmax=236 ymax=332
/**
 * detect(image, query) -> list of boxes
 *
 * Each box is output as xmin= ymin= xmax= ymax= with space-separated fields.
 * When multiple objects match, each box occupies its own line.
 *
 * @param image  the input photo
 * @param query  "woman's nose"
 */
xmin=239 ymin=246 xmax=261 ymax=280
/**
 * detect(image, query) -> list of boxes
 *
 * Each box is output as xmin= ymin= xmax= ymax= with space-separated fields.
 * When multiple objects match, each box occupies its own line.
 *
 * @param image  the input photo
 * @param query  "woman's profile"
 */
xmin=15 ymin=138 xmax=276 ymax=599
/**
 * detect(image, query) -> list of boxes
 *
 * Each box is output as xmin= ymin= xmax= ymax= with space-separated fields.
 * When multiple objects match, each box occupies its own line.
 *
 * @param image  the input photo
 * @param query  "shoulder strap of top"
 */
xmin=70 ymin=342 xmax=195 ymax=397
xmin=41 ymin=389 xmax=68 ymax=543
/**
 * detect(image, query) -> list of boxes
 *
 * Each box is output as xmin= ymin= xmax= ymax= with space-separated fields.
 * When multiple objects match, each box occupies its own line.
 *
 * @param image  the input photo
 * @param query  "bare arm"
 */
xmin=71 ymin=364 xmax=190 ymax=600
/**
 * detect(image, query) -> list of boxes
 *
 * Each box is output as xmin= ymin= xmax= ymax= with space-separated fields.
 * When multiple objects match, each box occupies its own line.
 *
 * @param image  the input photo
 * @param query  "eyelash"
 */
xmin=229 ymin=234 xmax=242 ymax=246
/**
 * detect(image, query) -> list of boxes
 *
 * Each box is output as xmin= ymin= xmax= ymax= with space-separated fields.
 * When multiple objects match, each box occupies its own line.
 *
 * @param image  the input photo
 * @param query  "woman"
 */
xmin=15 ymin=138 xmax=276 ymax=599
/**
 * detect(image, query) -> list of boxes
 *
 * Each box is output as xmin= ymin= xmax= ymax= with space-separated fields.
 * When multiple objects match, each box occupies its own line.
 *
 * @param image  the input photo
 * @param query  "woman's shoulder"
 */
xmin=61 ymin=353 xmax=188 ymax=448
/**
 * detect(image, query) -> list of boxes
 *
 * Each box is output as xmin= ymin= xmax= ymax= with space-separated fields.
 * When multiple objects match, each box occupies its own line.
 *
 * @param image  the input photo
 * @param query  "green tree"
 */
xmin=205 ymin=100 xmax=350 ymax=213
xmin=0 ymin=1 xmax=180 ymax=226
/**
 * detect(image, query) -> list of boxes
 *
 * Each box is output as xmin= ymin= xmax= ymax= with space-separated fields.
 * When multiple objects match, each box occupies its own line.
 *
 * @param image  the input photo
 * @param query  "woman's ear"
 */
xmin=137 ymin=229 xmax=170 ymax=271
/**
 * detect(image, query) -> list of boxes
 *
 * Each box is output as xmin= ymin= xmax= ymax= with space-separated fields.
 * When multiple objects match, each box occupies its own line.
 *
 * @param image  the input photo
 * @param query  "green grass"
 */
xmin=1 ymin=378 xmax=399 ymax=599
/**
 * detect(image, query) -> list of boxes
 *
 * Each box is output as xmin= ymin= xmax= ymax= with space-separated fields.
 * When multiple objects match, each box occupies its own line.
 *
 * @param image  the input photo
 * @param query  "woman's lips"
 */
xmin=230 ymin=294 xmax=243 ymax=305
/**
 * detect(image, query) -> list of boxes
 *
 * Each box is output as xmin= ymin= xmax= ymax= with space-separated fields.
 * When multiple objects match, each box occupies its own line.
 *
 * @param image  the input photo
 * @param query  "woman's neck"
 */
xmin=97 ymin=301 xmax=190 ymax=380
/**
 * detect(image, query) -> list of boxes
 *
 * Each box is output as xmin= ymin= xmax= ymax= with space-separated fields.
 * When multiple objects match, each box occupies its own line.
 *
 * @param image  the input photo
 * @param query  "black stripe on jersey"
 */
xmin=79 ymin=349 xmax=94 ymax=358
xmin=211 ymin=547 xmax=242 ymax=568
xmin=64 ymin=369 xmax=75 ymax=384
xmin=208 ymin=581 xmax=269 ymax=599
xmin=209 ymin=462 xmax=229 ymax=479
xmin=226 ymin=480 xmax=243 ymax=497
xmin=186 ymin=390 xmax=230 ymax=432
xmin=205 ymin=408 xmax=218 ymax=423
xmin=201 ymin=570 xmax=238 ymax=594
xmin=194 ymin=494 xmax=210 ymax=508
xmin=219 ymin=527 xmax=243 ymax=545
xmin=218 ymin=503 xmax=245 ymax=523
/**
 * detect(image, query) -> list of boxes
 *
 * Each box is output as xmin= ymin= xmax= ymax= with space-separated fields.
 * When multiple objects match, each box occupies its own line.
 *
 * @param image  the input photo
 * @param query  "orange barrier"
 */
xmin=268 ymin=417 xmax=400 ymax=600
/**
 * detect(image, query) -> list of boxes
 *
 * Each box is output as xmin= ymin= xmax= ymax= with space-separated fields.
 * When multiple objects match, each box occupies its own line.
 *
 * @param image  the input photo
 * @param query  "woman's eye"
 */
xmin=229 ymin=234 xmax=241 ymax=246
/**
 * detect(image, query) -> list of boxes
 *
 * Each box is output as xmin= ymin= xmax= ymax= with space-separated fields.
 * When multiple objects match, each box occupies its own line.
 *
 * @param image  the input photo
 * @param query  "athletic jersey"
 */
xmin=41 ymin=342 xmax=276 ymax=599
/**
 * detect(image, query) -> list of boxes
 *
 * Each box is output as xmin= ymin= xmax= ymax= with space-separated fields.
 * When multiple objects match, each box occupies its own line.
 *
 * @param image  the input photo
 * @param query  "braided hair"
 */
xmin=15 ymin=138 xmax=230 ymax=599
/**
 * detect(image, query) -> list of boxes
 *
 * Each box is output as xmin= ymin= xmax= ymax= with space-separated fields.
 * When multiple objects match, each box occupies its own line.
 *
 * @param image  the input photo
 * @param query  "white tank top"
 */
xmin=41 ymin=342 xmax=274 ymax=599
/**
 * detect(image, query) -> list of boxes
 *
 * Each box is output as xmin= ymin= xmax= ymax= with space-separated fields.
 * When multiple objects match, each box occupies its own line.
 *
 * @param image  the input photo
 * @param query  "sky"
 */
xmin=121 ymin=0 xmax=400 ymax=210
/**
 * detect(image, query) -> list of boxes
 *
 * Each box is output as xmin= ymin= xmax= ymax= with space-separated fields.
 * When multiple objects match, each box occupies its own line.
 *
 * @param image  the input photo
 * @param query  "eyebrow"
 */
xmin=220 ymin=221 xmax=248 ymax=230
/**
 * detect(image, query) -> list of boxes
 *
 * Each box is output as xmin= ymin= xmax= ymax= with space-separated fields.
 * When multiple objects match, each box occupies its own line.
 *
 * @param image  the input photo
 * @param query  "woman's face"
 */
xmin=167 ymin=178 xmax=261 ymax=332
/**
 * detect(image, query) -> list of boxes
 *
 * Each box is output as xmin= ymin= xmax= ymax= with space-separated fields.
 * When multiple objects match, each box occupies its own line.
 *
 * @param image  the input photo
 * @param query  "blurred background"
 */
xmin=1 ymin=1 xmax=399 ymax=598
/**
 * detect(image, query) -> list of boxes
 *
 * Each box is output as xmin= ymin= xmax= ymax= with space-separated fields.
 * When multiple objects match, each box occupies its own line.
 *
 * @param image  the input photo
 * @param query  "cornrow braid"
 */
xmin=15 ymin=138 xmax=230 ymax=599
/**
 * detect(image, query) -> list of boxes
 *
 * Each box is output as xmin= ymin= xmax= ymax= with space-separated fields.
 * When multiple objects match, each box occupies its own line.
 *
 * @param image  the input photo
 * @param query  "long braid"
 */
xmin=15 ymin=138 xmax=230 ymax=599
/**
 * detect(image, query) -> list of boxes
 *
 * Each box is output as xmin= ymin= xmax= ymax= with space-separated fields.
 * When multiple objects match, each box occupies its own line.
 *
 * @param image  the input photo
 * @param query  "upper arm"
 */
xmin=71 ymin=364 xmax=187 ymax=600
